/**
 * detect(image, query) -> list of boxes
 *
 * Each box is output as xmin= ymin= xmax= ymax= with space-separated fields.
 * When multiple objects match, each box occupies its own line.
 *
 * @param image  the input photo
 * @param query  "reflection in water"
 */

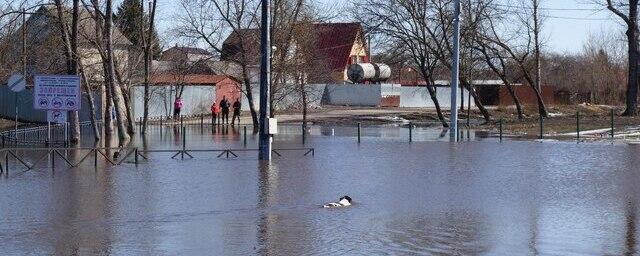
xmin=625 ymin=202 xmax=636 ymax=256
xmin=257 ymin=162 xmax=278 ymax=256
xmin=1 ymin=125 xmax=640 ymax=254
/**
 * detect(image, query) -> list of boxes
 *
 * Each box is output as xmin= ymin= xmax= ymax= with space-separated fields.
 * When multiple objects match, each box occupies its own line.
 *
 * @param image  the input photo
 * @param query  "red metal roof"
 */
xmin=313 ymin=23 xmax=363 ymax=70
xmin=150 ymin=74 xmax=237 ymax=85
xmin=221 ymin=23 xmax=365 ymax=71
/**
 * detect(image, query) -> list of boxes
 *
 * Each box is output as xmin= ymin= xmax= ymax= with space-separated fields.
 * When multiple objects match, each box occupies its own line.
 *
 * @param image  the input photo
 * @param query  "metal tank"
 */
xmin=347 ymin=63 xmax=391 ymax=83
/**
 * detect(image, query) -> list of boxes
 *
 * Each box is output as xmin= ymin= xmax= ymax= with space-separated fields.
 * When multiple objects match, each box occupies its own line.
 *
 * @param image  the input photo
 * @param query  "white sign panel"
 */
xmin=8 ymin=74 xmax=26 ymax=92
xmin=47 ymin=110 xmax=67 ymax=123
xmin=34 ymin=75 xmax=81 ymax=111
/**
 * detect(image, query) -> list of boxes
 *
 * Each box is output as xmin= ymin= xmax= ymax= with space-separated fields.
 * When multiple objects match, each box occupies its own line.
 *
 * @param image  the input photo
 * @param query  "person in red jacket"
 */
xmin=210 ymin=102 xmax=220 ymax=125
xmin=211 ymin=101 xmax=220 ymax=125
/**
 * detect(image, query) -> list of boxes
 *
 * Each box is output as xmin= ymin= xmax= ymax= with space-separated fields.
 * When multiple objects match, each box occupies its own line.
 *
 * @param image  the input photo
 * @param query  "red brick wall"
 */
xmin=498 ymin=85 xmax=555 ymax=106
xmin=215 ymin=78 xmax=242 ymax=105
xmin=381 ymin=95 xmax=400 ymax=107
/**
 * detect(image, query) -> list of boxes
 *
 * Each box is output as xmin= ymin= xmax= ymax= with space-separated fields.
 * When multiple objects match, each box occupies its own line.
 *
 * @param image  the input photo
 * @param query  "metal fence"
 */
xmin=0 ymin=121 xmax=100 ymax=148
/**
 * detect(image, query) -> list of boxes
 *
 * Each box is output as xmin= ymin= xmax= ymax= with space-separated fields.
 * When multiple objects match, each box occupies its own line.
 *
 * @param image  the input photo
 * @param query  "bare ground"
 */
xmin=0 ymin=118 xmax=17 ymax=132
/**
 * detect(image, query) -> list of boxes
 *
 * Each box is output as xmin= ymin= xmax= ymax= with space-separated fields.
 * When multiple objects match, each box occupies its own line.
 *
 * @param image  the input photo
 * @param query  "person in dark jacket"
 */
xmin=231 ymin=98 xmax=241 ymax=125
xmin=220 ymin=96 xmax=230 ymax=124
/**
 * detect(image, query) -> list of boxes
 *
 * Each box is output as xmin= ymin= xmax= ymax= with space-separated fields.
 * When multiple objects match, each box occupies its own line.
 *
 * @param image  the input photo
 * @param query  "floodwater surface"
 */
xmin=1 ymin=124 xmax=640 ymax=255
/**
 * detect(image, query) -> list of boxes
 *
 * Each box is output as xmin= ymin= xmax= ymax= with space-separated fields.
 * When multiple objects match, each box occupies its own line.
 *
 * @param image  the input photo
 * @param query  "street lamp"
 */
xmin=449 ymin=0 xmax=461 ymax=142
xmin=259 ymin=0 xmax=272 ymax=160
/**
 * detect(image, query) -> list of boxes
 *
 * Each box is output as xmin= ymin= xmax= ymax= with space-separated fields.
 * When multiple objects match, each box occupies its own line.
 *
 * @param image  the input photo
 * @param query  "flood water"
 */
xmin=1 ymin=124 xmax=640 ymax=255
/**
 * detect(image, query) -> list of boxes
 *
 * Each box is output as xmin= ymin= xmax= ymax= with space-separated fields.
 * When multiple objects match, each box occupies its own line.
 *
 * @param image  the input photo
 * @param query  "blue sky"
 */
xmin=153 ymin=0 xmax=621 ymax=54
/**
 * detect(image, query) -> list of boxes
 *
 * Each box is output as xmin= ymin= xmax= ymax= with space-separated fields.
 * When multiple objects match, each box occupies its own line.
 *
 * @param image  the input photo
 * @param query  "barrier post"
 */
xmin=302 ymin=123 xmax=306 ymax=145
xmin=4 ymin=152 xmax=8 ymax=176
xmin=134 ymin=148 xmax=139 ymax=166
xmin=244 ymin=126 xmax=247 ymax=147
xmin=611 ymin=109 xmax=615 ymax=139
xmin=409 ymin=123 xmax=413 ymax=142
xmin=539 ymin=115 xmax=544 ymax=140
xmin=357 ymin=123 xmax=361 ymax=143
xmin=499 ymin=118 xmax=503 ymax=142
xmin=182 ymin=126 xmax=186 ymax=160
xmin=51 ymin=150 xmax=55 ymax=172
xmin=576 ymin=111 xmax=580 ymax=142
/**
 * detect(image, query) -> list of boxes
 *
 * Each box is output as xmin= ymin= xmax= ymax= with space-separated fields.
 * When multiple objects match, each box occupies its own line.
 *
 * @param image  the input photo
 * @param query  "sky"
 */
xmin=150 ymin=0 xmax=621 ymax=55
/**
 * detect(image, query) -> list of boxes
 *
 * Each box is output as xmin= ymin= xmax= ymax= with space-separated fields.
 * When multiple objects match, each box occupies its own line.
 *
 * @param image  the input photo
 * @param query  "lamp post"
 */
xmin=258 ymin=0 xmax=272 ymax=160
xmin=449 ymin=0 xmax=461 ymax=142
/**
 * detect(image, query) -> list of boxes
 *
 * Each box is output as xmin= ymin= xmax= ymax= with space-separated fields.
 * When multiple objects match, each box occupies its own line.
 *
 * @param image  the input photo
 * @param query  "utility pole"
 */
xmin=533 ymin=0 xmax=541 ymax=92
xmin=450 ymin=0 xmax=461 ymax=142
xmin=259 ymin=0 xmax=272 ymax=160
xmin=15 ymin=9 xmax=27 ymax=136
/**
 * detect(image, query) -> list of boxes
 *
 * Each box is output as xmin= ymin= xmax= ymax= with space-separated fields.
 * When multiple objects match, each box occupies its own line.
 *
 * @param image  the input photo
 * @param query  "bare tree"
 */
xmin=478 ymin=1 xmax=548 ymax=117
xmin=604 ymin=0 xmax=639 ymax=115
xmin=472 ymin=0 xmax=525 ymax=119
xmin=425 ymin=0 xmax=493 ymax=122
xmin=141 ymin=0 xmax=157 ymax=134
xmin=80 ymin=0 xmax=132 ymax=143
xmin=52 ymin=0 xmax=83 ymax=144
xmin=105 ymin=0 xmax=130 ymax=143
xmin=176 ymin=0 xmax=260 ymax=129
xmin=270 ymin=0 xmax=305 ymax=117
xmin=353 ymin=0 xmax=451 ymax=127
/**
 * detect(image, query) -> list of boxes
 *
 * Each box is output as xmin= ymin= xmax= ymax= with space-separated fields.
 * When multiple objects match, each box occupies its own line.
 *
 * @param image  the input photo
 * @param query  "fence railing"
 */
xmin=0 ymin=121 xmax=100 ymax=148
xmin=0 ymin=146 xmax=314 ymax=177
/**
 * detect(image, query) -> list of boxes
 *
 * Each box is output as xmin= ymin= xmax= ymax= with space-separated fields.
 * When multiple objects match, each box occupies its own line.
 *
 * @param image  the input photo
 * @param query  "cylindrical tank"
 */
xmin=347 ymin=63 xmax=391 ymax=83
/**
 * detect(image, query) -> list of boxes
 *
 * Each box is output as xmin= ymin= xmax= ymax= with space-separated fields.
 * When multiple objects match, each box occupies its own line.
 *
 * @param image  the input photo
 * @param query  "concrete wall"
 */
xmin=323 ymin=84 xmax=381 ymax=106
xmin=241 ymin=84 xmax=325 ymax=112
xmin=0 ymin=85 xmax=102 ymax=123
xmin=398 ymin=86 xmax=475 ymax=108
xmin=130 ymin=85 xmax=215 ymax=119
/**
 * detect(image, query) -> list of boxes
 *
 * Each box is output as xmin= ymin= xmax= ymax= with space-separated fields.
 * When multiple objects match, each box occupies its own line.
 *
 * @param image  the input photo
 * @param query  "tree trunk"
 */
xmin=461 ymin=79 xmax=491 ymax=123
xmin=105 ymin=0 xmax=130 ymax=144
xmin=624 ymin=20 xmax=639 ymax=115
xmin=142 ymin=0 xmax=158 ymax=134
xmin=241 ymin=65 xmax=260 ymax=130
xmin=427 ymin=84 xmax=449 ymax=127
xmin=503 ymin=82 xmax=524 ymax=119
xmin=477 ymin=46 xmax=525 ymax=119
xmin=420 ymin=69 xmax=448 ymax=127
xmin=104 ymin=70 xmax=114 ymax=136
xmin=78 ymin=63 xmax=101 ymax=141
xmin=113 ymin=66 xmax=135 ymax=134
xmin=54 ymin=0 xmax=81 ymax=144
xmin=301 ymin=80 xmax=308 ymax=128
xmin=121 ymin=87 xmax=135 ymax=135
xmin=522 ymin=72 xmax=549 ymax=118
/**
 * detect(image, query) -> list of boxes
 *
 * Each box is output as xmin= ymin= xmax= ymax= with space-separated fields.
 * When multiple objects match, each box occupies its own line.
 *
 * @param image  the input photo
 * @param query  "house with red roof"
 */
xmin=220 ymin=22 xmax=370 ymax=83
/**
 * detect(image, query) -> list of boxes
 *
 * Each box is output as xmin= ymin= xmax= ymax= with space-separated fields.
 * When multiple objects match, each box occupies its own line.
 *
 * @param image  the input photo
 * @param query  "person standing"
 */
xmin=220 ymin=96 xmax=230 ymax=124
xmin=173 ymin=97 xmax=183 ymax=119
xmin=231 ymin=98 xmax=241 ymax=125
xmin=210 ymin=102 xmax=220 ymax=125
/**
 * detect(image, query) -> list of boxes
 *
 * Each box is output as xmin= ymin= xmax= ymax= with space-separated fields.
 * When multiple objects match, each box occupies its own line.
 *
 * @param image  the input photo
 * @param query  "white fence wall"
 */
xmin=130 ymin=85 xmax=216 ymax=119
xmin=398 ymin=86 xmax=475 ymax=108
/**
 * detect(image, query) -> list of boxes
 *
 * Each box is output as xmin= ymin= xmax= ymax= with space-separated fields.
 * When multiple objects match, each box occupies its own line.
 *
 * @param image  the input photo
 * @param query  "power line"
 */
xmin=495 ymin=3 xmax=605 ymax=12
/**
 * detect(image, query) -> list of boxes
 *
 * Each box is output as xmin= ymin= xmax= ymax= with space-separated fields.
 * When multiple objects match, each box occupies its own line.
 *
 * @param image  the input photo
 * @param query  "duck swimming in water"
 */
xmin=323 ymin=196 xmax=352 ymax=208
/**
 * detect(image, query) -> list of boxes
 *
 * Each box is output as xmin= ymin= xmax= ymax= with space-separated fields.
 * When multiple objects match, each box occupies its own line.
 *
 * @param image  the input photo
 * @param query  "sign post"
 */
xmin=8 ymin=74 xmax=26 ymax=138
xmin=34 ymin=75 xmax=80 ymax=146
xmin=34 ymin=75 xmax=81 ymax=111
